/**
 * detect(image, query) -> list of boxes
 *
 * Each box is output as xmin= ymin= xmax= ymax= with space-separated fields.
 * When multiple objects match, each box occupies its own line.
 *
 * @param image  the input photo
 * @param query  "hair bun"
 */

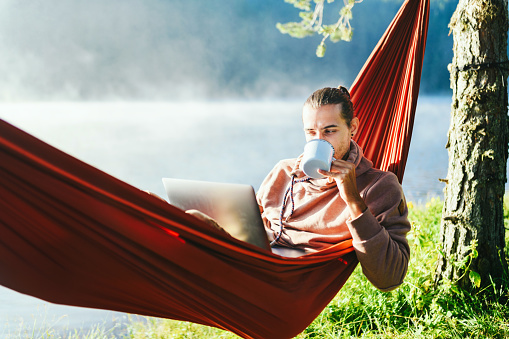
xmin=337 ymin=86 xmax=351 ymax=99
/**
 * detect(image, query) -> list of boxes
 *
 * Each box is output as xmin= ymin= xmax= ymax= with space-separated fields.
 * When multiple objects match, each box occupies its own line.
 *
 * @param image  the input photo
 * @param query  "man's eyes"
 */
xmin=305 ymin=129 xmax=338 ymax=135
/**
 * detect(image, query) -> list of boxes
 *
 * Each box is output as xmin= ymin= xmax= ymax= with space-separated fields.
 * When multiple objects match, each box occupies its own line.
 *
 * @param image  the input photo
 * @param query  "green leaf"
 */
xmin=450 ymin=284 xmax=460 ymax=295
xmin=331 ymin=25 xmax=352 ymax=42
xmin=340 ymin=6 xmax=353 ymax=20
xmin=279 ymin=0 xmax=361 ymax=57
xmin=316 ymin=42 xmax=326 ymax=57
xmin=329 ymin=28 xmax=343 ymax=43
xmin=276 ymin=22 xmax=315 ymax=38
xmin=321 ymin=24 xmax=337 ymax=35
xmin=469 ymin=271 xmax=481 ymax=288
xmin=299 ymin=11 xmax=314 ymax=22
xmin=343 ymin=26 xmax=353 ymax=41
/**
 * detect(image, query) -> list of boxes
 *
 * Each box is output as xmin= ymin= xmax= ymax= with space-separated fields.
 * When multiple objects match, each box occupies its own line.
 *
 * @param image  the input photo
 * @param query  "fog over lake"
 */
xmin=0 ymin=0 xmax=455 ymax=102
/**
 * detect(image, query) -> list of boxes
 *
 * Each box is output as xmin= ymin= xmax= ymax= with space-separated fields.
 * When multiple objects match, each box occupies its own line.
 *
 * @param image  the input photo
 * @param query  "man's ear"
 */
xmin=350 ymin=117 xmax=360 ymax=136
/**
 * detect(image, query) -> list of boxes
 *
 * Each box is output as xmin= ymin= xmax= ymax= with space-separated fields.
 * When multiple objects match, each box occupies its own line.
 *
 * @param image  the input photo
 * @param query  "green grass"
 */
xmin=4 ymin=321 xmax=123 ymax=339
xmin=126 ymin=197 xmax=509 ymax=339
xmin=300 ymin=197 xmax=509 ymax=338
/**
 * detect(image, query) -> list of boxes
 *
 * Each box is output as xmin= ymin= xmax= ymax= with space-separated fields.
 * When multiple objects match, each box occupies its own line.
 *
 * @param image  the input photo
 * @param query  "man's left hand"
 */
xmin=318 ymin=159 xmax=367 ymax=218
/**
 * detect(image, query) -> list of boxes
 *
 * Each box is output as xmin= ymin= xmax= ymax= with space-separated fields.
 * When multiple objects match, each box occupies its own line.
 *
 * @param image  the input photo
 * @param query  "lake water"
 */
xmin=0 ymin=96 xmax=459 ymax=336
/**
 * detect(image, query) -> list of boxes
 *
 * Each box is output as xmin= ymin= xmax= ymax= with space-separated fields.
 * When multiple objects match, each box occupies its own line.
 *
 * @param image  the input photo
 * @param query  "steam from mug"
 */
xmin=301 ymin=139 xmax=335 ymax=179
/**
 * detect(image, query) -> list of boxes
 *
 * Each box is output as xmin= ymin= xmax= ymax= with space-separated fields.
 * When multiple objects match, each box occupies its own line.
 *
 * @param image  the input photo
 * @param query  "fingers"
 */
xmin=318 ymin=159 xmax=355 ymax=179
xmin=330 ymin=159 xmax=355 ymax=171
xmin=318 ymin=160 xmax=358 ymax=196
xmin=185 ymin=210 xmax=229 ymax=234
xmin=186 ymin=209 xmax=212 ymax=221
xmin=317 ymin=161 xmax=366 ymax=217
xmin=144 ymin=190 xmax=168 ymax=203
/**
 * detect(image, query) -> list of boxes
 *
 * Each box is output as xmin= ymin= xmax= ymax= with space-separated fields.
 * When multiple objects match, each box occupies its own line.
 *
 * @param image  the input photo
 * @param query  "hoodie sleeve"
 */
xmin=346 ymin=171 xmax=411 ymax=291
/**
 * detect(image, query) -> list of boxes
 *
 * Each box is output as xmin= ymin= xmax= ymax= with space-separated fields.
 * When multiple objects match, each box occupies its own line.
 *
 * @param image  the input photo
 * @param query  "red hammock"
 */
xmin=0 ymin=0 xmax=429 ymax=338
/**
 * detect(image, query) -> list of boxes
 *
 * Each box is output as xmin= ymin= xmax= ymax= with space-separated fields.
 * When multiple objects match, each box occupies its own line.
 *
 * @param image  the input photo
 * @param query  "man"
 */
xmin=190 ymin=86 xmax=410 ymax=292
xmin=255 ymin=86 xmax=410 ymax=291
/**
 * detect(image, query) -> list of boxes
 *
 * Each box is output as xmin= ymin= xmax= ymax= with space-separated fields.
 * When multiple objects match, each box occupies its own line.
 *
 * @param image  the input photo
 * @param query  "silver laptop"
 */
xmin=162 ymin=178 xmax=271 ymax=251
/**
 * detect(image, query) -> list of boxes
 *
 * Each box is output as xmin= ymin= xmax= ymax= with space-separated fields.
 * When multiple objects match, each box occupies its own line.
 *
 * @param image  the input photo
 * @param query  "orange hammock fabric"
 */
xmin=0 ymin=0 xmax=429 ymax=338
xmin=352 ymin=0 xmax=429 ymax=181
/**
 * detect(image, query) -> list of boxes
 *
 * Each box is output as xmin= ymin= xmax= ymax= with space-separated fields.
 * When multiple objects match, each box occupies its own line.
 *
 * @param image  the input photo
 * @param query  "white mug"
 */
xmin=301 ymin=139 xmax=335 ymax=179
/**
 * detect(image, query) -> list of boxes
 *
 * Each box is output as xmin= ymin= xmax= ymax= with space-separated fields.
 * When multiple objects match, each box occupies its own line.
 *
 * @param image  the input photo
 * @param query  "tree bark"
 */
xmin=436 ymin=0 xmax=509 ymax=289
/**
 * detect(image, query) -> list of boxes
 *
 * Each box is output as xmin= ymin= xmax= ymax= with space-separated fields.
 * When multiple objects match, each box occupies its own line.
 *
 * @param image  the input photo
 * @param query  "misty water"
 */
xmin=0 ymin=97 xmax=454 ymax=336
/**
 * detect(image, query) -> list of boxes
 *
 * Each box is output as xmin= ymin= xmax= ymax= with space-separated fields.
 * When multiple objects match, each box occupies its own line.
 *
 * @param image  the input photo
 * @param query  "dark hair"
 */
xmin=304 ymin=86 xmax=354 ymax=127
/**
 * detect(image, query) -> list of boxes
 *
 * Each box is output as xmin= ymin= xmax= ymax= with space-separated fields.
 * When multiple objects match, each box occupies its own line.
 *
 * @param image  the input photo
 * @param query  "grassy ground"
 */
xmin=124 ymin=197 xmax=509 ymax=339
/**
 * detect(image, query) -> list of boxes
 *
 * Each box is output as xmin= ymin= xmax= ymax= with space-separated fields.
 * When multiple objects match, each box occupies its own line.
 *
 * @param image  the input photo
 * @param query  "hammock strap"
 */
xmin=450 ymin=60 xmax=509 ymax=73
xmin=450 ymin=60 xmax=509 ymax=87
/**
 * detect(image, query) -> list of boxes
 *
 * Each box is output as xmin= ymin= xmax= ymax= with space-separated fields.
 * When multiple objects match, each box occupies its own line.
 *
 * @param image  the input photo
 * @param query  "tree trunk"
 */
xmin=436 ymin=0 xmax=509 ymax=289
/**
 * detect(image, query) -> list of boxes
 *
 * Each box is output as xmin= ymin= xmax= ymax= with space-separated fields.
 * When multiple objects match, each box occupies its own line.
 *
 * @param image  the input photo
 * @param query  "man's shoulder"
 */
xmin=363 ymin=166 xmax=398 ymax=180
xmin=268 ymin=158 xmax=297 ymax=173
xmin=262 ymin=158 xmax=297 ymax=183
xmin=360 ymin=167 xmax=404 ymax=203
xmin=360 ymin=167 xmax=401 ymax=189
xmin=258 ymin=158 xmax=297 ymax=196
xmin=276 ymin=158 xmax=297 ymax=168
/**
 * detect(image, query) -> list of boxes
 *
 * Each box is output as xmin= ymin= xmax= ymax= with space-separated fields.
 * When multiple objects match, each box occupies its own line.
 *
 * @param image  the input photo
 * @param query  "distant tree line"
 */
xmin=195 ymin=0 xmax=457 ymax=98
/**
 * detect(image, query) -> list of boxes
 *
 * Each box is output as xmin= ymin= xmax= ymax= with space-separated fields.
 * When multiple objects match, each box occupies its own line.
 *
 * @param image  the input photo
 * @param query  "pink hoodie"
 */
xmin=257 ymin=140 xmax=411 ymax=291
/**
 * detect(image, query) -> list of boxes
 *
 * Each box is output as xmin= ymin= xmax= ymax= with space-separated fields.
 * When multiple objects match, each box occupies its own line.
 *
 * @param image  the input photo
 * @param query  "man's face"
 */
xmin=302 ymin=103 xmax=358 ymax=160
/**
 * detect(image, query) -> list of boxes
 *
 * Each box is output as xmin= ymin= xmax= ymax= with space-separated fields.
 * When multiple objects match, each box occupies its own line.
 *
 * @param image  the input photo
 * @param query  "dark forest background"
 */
xmin=0 ymin=0 xmax=458 ymax=101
